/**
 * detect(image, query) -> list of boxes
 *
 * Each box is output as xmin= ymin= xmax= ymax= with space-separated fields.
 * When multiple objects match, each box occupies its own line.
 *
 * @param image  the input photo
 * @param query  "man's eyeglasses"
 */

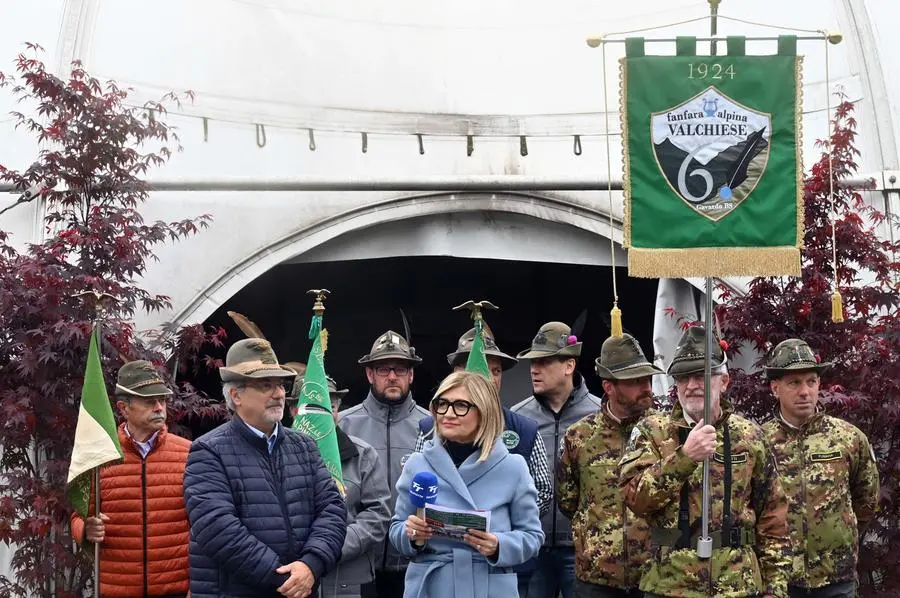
xmin=374 ymin=365 xmax=410 ymax=377
xmin=244 ymin=379 xmax=292 ymax=395
xmin=431 ymin=397 xmax=477 ymax=417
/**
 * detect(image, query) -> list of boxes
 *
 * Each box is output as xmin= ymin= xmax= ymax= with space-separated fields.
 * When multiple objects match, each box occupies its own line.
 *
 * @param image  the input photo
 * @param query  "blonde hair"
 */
xmin=430 ymin=371 xmax=503 ymax=462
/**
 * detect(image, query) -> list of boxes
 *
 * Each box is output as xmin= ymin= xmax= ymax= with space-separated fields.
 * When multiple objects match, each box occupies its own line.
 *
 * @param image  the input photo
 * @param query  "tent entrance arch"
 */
xmin=188 ymin=205 xmax=659 ymax=422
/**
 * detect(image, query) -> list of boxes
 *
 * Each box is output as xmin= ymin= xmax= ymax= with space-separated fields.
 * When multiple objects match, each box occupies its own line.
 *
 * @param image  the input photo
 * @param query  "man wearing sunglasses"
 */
xmin=184 ymin=338 xmax=347 ymax=598
xmin=338 ymin=331 xmax=430 ymax=598
xmin=71 ymin=360 xmax=192 ymax=598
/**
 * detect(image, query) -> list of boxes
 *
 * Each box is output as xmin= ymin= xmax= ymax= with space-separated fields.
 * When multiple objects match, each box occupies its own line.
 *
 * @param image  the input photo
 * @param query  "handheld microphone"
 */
xmin=409 ymin=471 xmax=438 ymax=547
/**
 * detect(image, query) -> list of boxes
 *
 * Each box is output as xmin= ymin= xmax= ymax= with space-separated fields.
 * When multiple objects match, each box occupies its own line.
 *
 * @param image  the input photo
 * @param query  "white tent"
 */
xmin=2 ymin=0 xmax=898 ymax=325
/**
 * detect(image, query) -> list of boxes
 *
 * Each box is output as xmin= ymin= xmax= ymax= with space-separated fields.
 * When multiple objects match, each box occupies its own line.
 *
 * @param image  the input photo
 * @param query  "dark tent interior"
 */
xmin=186 ymin=255 xmax=660 ymax=435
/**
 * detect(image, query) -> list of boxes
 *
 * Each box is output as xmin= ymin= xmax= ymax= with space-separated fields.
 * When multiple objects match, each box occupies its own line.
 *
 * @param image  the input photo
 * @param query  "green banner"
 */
xmin=293 ymin=315 xmax=344 ymax=494
xmin=465 ymin=320 xmax=491 ymax=380
xmin=621 ymin=37 xmax=803 ymax=277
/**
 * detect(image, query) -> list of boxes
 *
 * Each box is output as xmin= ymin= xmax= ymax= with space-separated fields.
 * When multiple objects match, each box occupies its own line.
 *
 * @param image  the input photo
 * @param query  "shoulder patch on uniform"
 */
xmin=501 ymin=430 xmax=520 ymax=449
xmin=809 ymin=450 xmax=842 ymax=462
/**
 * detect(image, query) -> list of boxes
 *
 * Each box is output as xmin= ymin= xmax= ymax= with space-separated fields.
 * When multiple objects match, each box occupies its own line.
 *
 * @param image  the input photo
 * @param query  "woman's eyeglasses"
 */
xmin=431 ymin=397 xmax=477 ymax=417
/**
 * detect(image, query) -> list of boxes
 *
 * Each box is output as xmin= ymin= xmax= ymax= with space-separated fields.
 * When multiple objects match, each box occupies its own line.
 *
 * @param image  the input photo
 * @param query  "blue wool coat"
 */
xmin=389 ymin=437 xmax=544 ymax=598
xmin=184 ymin=417 xmax=347 ymax=597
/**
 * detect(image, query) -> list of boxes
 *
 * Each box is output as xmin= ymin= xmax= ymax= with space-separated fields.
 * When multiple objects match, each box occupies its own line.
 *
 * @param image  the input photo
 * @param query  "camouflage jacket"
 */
xmin=557 ymin=403 xmax=651 ymax=589
xmin=619 ymin=399 xmax=791 ymax=598
xmin=762 ymin=411 xmax=879 ymax=590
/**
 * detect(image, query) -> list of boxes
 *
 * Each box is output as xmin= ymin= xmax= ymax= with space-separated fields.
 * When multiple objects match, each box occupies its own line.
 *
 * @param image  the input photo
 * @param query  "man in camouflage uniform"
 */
xmin=557 ymin=333 xmax=662 ymax=598
xmin=762 ymin=339 xmax=880 ymax=598
xmin=619 ymin=325 xmax=790 ymax=598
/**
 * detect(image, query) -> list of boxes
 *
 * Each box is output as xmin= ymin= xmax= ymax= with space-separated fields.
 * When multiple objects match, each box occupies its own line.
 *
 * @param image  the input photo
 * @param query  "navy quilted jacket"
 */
xmin=184 ymin=416 xmax=347 ymax=597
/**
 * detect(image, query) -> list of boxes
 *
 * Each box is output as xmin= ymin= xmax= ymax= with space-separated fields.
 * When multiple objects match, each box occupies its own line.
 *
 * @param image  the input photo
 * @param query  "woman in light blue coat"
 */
xmin=389 ymin=371 xmax=544 ymax=598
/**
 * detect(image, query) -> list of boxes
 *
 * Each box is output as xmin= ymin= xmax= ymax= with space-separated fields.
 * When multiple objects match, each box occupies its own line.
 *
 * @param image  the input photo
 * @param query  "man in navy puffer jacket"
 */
xmin=184 ymin=339 xmax=347 ymax=598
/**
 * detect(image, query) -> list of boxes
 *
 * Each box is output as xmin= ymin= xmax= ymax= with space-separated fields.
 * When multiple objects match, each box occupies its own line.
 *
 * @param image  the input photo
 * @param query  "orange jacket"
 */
xmin=71 ymin=424 xmax=191 ymax=597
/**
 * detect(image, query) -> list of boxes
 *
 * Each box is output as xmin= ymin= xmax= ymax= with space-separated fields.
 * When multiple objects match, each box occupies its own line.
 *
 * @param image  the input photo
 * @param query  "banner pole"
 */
xmin=93 ymin=466 xmax=101 ymax=598
xmin=697 ymin=0 xmax=720 ymax=560
xmin=90 ymin=306 xmax=104 ymax=597
xmin=72 ymin=292 xmax=116 ymax=597
xmin=697 ymin=276 xmax=714 ymax=559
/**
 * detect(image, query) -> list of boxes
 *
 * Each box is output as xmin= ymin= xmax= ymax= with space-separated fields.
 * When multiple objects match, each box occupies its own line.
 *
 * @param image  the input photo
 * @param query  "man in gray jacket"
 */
xmin=337 ymin=331 xmax=429 ymax=598
xmin=511 ymin=321 xmax=603 ymax=598
xmin=323 ymin=378 xmax=392 ymax=598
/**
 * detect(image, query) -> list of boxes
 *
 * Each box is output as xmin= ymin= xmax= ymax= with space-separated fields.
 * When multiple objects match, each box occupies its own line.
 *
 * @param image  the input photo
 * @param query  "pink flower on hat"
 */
xmin=567 ymin=335 xmax=578 ymax=346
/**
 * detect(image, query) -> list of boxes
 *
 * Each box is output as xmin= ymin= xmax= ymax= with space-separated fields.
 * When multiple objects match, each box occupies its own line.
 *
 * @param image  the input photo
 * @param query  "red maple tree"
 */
xmin=719 ymin=97 xmax=900 ymax=595
xmin=0 ymin=46 xmax=228 ymax=597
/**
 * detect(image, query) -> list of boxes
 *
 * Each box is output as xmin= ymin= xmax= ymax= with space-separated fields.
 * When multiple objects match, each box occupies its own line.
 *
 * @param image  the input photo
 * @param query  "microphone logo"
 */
xmin=409 ymin=471 xmax=439 ymax=508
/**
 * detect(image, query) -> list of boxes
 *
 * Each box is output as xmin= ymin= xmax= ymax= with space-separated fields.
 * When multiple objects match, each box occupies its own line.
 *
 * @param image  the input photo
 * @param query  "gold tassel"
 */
xmin=831 ymin=290 xmax=844 ymax=323
xmin=611 ymin=305 xmax=623 ymax=337
xmin=321 ymin=329 xmax=329 ymax=352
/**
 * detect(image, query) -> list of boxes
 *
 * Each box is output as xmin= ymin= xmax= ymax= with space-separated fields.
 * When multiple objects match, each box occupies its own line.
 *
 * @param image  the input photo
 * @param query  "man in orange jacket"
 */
xmin=71 ymin=360 xmax=191 ymax=598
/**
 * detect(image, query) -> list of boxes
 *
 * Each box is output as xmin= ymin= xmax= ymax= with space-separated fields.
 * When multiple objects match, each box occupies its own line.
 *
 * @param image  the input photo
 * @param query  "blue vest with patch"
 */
xmin=418 ymin=406 xmax=537 ymax=460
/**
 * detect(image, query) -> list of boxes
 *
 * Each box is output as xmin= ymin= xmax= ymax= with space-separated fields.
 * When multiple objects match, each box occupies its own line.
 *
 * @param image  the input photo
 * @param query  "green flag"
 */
xmin=66 ymin=326 xmax=124 ymax=517
xmin=621 ymin=36 xmax=803 ymax=278
xmin=293 ymin=315 xmax=344 ymax=493
xmin=465 ymin=320 xmax=492 ymax=380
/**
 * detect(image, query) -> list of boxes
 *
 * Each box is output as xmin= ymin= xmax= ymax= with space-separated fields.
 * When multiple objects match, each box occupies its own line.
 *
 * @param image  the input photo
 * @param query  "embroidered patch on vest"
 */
xmin=714 ymin=452 xmax=748 ymax=464
xmin=810 ymin=450 xmax=842 ymax=462
xmin=501 ymin=430 xmax=520 ymax=449
xmin=399 ymin=453 xmax=412 ymax=468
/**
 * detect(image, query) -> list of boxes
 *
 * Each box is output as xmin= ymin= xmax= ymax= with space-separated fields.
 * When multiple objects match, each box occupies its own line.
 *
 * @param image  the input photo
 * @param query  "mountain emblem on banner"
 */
xmin=651 ymin=86 xmax=772 ymax=221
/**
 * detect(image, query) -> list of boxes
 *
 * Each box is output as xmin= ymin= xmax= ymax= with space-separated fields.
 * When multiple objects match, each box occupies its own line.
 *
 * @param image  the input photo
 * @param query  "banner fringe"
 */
xmin=627 ymin=247 xmax=801 ymax=278
xmin=619 ymin=56 xmax=632 ymax=248
xmin=795 ymin=55 xmax=806 ymax=249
